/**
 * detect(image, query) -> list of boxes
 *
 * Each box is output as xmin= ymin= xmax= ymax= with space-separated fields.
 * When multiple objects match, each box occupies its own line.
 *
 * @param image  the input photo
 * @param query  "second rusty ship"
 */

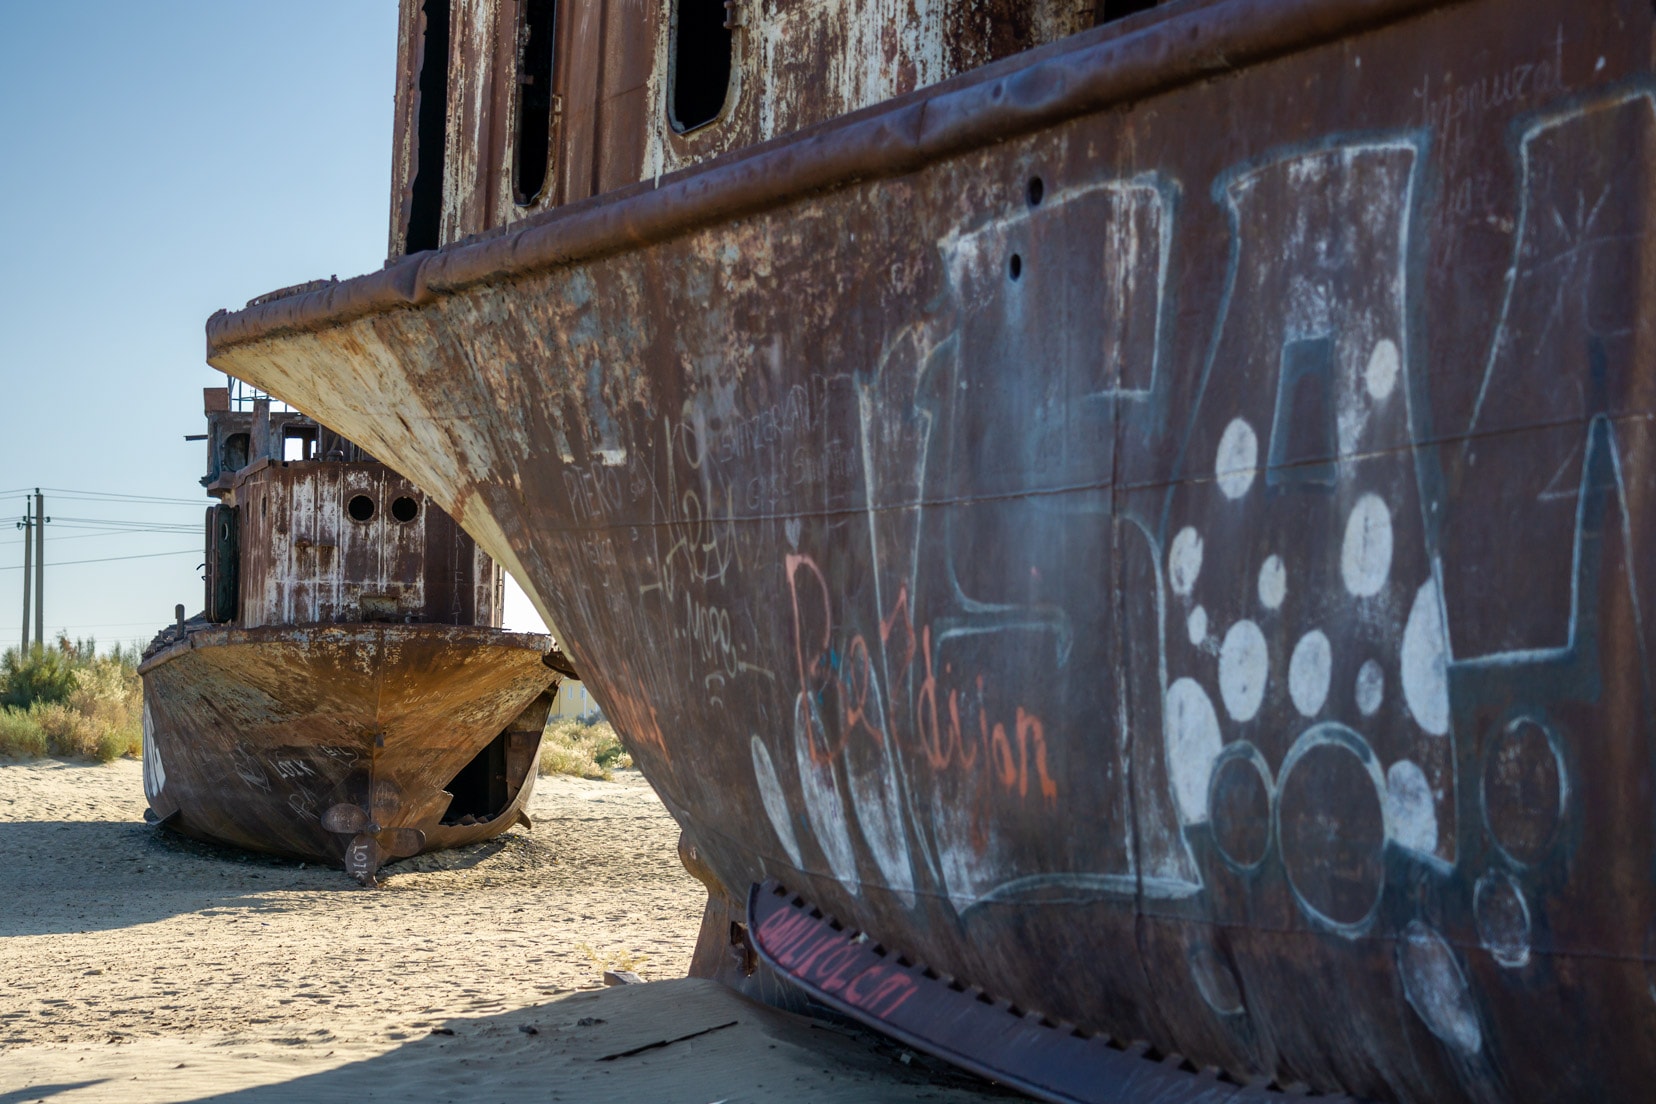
xmin=139 ymin=386 xmax=569 ymax=883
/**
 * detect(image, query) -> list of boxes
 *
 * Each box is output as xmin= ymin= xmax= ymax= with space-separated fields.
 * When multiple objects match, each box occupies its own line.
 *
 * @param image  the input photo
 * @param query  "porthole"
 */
xmin=391 ymin=496 xmax=420 ymax=523
xmin=348 ymin=494 xmax=376 ymax=522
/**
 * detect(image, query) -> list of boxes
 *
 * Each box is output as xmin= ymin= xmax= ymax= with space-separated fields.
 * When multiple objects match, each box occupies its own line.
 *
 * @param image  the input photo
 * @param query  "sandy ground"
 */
xmin=0 ymin=758 xmax=1016 ymax=1103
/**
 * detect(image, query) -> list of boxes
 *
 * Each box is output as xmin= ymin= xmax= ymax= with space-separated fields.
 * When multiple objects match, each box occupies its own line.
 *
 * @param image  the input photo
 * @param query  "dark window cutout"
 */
xmin=1009 ymin=253 xmax=1023 ymax=281
xmin=1027 ymin=176 xmax=1044 ymax=207
xmin=1095 ymin=0 xmax=1159 ymax=25
xmin=406 ymin=0 xmax=452 ymax=253
xmin=391 ymin=496 xmax=420 ymax=523
xmin=442 ymin=730 xmax=510 ymax=823
xmin=670 ymin=0 xmax=733 ymax=133
xmin=1268 ymin=335 xmax=1338 ymax=488
xmin=514 ymin=0 xmax=558 ymax=205
xmin=221 ymin=432 xmax=250 ymax=474
xmin=348 ymin=494 xmax=376 ymax=522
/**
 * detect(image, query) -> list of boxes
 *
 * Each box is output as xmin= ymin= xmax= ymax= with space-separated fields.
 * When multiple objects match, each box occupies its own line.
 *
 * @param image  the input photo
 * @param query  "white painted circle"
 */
xmin=1215 ymin=418 xmax=1258 ymax=499
xmin=1187 ymin=605 xmax=1209 ymax=646
xmin=1366 ymin=338 xmax=1400 ymax=400
xmin=1385 ymin=759 xmax=1438 ymax=855
xmin=1164 ymin=678 xmax=1223 ymax=824
xmin=1399 ymin=921 xmax=1483 ymax=1055
xmin=1288 ymin=630 xmax=1332 ymax=718
xmin=1402 ymin=578 xmax=1451 ymax=736
xmin=1356 ymin=659 xmax=1385 ymax=717
xmin=1474 ymin=869 xmax=1532 ymax=969
xmin=1219 ymin=620 xmax=1269 ymax=722
xmin=1340 ymin=494 xmax=1393 ymax=597
xmin=751 ymin=736 xmax=803 ymax=868
xmin=1168 ymin=527 xmax=1203 ymax=597
xmin=1257 ymin=554 xmax=1287 ymax=610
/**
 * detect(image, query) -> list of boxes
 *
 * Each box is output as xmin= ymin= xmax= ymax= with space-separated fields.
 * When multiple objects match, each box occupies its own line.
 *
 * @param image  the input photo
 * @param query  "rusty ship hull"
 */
xmin=208 ymin=0 xmax=1656 ymax=1099
xmin=140 ymin=624 xmax=558 ymax=880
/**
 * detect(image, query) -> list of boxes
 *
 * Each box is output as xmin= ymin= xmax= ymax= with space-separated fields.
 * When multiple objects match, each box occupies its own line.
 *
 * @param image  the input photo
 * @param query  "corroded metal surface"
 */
xmin=212 ymin=0 xmax=1656 ymax=1099
xmin=384 ymin=0 xmax=1101 ymax=252
xmin=139 ymin=623 xmax=558 ymax=880
xmin=226 ymin=460 xmax=500 ymax=628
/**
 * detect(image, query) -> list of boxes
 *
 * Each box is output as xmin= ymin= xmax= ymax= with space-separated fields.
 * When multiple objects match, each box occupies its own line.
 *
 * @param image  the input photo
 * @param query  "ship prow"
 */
xmin=141 ymin=621 xmax=561 ymax=883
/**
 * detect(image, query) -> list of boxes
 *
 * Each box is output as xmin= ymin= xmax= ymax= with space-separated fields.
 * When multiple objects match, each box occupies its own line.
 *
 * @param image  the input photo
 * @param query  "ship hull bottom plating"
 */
xmin=139 ymin=624 xmax=558 ymax=878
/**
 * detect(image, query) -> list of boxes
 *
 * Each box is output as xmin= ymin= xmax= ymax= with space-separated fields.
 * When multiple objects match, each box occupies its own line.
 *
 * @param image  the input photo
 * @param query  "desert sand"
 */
xmin=0 ymin=759 xmax=1014 ymax=1102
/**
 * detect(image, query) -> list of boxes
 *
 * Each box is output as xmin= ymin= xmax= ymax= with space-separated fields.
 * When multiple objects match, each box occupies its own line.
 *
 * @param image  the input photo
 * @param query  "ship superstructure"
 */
xmin=140 ymin=384 xmax=566 ymax=883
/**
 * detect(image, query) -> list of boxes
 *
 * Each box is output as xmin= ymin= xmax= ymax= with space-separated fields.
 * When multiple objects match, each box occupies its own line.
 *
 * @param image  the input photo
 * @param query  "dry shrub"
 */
xmin=0 ymin=708 xmax=47 ymax=759
xmin=32 ymin=702 xmax=102 ymax=759
xmin=538 ymin=719 xmax=631 ymax=781
xmin=68 ymin=657 xmax=143 ymax=761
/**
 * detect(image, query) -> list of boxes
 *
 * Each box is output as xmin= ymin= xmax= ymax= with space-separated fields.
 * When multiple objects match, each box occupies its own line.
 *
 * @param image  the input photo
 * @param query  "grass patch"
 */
xmin=0 ymin=638 xmax=144 ymax=762
xmin=538 ymin=718 xmax=632 ymax=781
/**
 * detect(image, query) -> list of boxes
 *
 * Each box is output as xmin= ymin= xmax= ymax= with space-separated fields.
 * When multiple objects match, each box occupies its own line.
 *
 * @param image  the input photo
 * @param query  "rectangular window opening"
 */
xmin=514 ymin=0 xmax=559 ymax=205
xmin=670 ymin=0 xmax=733 ymax=133
xmin=406 ymin=0 xmax=452 ymax=253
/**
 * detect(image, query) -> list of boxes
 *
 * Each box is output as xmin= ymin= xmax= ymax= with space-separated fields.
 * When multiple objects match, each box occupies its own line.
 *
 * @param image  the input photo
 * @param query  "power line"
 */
xmin=51 ymin=518 xmax=198 ymax=528
xmin=34 ymin=488 xmax=205 ymax=506
xmin=44 ymin=517 xmax=200 ymax=531
xmin=0 ymin=528 xmax=198 ymax=547
xmin=0 ymin=548 xmax=198 ymax=571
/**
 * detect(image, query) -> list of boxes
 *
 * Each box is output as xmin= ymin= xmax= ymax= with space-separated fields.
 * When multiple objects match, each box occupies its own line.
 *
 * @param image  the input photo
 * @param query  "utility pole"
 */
xmin=34 ymin=489 xmax=45 ymax=648
xmin=17 ymin=501 xmax=30 ymax=654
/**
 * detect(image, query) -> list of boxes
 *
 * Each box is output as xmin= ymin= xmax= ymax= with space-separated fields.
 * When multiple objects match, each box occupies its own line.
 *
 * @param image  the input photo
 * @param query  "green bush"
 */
xmin=0 ymin=639 xmax=143 ymax=762
xmin=538 ymin=719 xmax=632 ymax=781
xmin=0 ymin=645 xmax=79 ymax=709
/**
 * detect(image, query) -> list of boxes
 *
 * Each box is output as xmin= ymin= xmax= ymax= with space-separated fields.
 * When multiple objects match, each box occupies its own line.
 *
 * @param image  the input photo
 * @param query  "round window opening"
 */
xmin=391 ymin=496 xmax=420 ymax=523
xmin=347 ymin=494 xmax=376 ymax=522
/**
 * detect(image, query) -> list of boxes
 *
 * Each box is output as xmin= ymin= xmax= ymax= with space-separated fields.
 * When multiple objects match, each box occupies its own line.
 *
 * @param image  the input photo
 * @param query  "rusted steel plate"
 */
xmin=227 ymin=461 xmax=498 ymax=628
xmin=139 ymin=623 xmax=557 ymax=878
xmin=210 ymin=0 xmax=1656 ymax=1099
xmin=749 ymin=879 xmax=1364 ymax=1104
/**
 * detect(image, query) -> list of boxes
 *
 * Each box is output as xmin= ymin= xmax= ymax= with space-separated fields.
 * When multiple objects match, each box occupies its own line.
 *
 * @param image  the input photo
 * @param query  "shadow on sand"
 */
xmin=183 ymin=980 xmax=1019 ymax=1104
xmin=0 ymin=818 xmax=345 ymax=938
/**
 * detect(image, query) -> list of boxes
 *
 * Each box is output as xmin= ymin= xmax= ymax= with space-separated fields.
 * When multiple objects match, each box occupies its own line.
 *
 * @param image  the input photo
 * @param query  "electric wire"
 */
xmin=0 ymin=548 xmax=199 ymax=571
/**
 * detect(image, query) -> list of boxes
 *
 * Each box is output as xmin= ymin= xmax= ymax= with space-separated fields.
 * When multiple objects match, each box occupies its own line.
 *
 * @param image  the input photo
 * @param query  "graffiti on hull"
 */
xmin=693 ymin=85 xmax=1656 ymax=1059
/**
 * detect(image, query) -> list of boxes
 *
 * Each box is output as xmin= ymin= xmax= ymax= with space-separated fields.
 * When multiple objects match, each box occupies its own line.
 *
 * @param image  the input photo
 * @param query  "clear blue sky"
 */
xmin=0 ymin=3 xmax=541 ymax=649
